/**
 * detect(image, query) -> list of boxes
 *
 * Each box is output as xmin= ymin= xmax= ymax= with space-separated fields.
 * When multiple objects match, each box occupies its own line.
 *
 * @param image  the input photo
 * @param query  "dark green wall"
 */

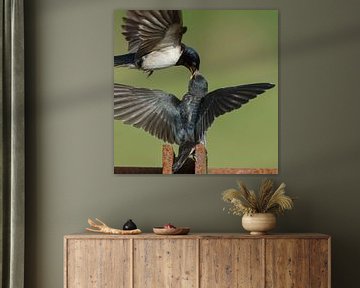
xmin=25 ymin=0 xmax=360 ymax=287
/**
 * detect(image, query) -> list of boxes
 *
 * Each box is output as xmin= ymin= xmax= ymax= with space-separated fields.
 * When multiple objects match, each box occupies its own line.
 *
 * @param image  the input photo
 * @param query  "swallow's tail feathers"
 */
xmin=172 ymin=142 xmax=195 ymax=173
xmin=114 ymin=53 xmax=136 ymax=67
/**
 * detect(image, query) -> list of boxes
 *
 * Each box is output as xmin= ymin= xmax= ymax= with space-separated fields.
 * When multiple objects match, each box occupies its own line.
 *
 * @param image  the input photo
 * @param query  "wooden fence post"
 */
xmin=195 ymin=144 xmax=207 ymax=174
xmin=162 ymin=144 xmax=208 ymax=174
xmin=162 ymin=145 xmax=175 ymax=174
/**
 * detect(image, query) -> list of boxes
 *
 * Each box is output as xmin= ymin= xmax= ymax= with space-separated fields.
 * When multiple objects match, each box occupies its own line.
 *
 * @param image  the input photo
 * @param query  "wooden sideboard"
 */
xmin=64 ymin=233 xmax=330 ymax=288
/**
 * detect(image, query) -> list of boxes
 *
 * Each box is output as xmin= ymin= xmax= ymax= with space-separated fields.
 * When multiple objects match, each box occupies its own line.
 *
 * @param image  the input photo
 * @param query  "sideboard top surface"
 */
xmin=64 ymin=232 xmax=330 ymax=240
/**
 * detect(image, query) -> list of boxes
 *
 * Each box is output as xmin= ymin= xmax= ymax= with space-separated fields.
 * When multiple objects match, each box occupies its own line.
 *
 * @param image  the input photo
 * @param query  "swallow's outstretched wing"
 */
xmin=114 ymin=84 xmax=182 ymax=144
xmin=122 ymin=10 xmax=187 ymax=58
xmin=195 ymin=83 xmax=275 ymax=140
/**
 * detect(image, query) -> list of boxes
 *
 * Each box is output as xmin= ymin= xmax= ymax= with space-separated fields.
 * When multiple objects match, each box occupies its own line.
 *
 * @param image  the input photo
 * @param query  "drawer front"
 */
xmin=200 ymin=239 xmax=264 ymax=288
xmin=65 ymin=239 xmax=131 ymax=288
xmin=133 ymin=239 xmax=198 ymax=288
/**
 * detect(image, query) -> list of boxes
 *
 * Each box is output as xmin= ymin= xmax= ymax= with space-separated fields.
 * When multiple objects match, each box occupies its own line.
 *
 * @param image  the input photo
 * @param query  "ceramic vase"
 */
xmin=242 ymin=213 xmax=276 ymax=235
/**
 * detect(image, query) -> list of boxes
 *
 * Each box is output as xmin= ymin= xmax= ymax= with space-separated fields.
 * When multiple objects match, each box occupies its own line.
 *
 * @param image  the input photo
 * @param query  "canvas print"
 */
xmin=114 ymin=10 xmax=278 ymax=174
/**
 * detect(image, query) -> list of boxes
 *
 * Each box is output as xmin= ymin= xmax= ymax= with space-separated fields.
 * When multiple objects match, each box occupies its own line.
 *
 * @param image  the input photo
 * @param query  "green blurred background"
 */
xmin=114 ymin=10 xmax=278 ymax=169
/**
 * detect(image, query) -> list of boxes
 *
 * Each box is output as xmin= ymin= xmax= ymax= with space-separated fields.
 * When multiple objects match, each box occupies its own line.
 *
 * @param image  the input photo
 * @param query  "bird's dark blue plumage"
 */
xmin=114 ymin=72 xmax=275 ymax=173
xmin=114 ymin=10 xmax=200 ymax=76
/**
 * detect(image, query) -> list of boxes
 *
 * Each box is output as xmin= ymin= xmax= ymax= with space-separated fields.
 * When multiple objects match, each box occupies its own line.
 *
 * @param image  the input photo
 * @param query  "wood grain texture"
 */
xmin=65 ymin=233 xmax=330 ymax=240
xmin=208 ymin=168 xmax=278 ymax=174
xmin=195 ymin=144 xmax=207 ymax=174
xmin=162 ymin=144 xmax=174 ymax=174
xmin=65 ymin=239 xmax=131 ymax=288
xmin=310 ymin=239 xmax=330 ymax=288
xmin=133 ymin=239 xmax=197 ymax=288
xmin=265 ymin=239 xmax=310 ymax=288
xmin=200 ymin=239 xmax=264 ymax=288
xmin=64 ymin=234 xmax=330 ymax=288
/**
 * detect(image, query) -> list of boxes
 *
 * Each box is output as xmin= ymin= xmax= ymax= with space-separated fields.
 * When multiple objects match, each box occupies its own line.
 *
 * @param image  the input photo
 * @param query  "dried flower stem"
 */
xmin=86 ymin=218 xmax=142 ymax=235
xmin=222 ymin=179 xmax=294 ymax=216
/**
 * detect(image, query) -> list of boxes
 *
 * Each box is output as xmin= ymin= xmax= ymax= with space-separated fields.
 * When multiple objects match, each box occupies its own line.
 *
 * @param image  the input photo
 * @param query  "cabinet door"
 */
xmin=309 ymin=239 xmax=330 ymax=288
xmin=265 ymin=239 xmax=329 ymax=288
xmin=134 ymin=239 xmax=198 ymax=288
xmin=65 ymin=239 xmax=131 ymax=288
xmin=266 ymin=239 xmax=310 ymax=288
xmin=200 ymin=239 xmax=264 ymax=288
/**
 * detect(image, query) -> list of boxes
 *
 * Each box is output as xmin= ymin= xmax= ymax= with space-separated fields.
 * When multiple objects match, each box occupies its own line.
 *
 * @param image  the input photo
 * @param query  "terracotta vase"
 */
xmin=242 ymin=213 xmax=276 ymax=235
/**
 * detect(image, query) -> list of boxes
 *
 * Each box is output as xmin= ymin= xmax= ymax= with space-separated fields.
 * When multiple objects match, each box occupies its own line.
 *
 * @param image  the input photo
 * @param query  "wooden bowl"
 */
xmin=153 ymin=227 xmax=190 ymax=235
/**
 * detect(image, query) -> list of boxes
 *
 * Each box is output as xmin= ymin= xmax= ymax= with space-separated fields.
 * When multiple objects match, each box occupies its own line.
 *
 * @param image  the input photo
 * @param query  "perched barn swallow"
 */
xmin=114 ymin=72 xmax=275 ymax=173
xmin=114 ymin=10 xmax=200 ymax=76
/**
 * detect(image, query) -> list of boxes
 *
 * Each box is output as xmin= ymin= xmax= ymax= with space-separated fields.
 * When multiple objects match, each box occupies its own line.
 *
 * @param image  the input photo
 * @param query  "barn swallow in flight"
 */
xmin=114 ymin=10 xmax=200 ymax=76
xmin=114 ymin=72 xmax=275 ymax=173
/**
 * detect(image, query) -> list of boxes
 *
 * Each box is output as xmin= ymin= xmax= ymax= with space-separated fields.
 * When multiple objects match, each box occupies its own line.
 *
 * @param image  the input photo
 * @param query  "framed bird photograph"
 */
xmin=113 ymin=10 xmax=278 ymax=174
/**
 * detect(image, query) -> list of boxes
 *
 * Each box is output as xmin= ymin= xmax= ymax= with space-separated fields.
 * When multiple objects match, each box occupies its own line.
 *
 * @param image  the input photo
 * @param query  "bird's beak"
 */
xmin=190 ymin=67 xmax=199 ymax=78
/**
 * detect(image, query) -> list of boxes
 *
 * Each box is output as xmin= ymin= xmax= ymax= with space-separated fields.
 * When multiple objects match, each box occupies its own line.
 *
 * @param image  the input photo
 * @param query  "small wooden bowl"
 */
xmin=153 ymin=227 xmax=190 ymax=235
